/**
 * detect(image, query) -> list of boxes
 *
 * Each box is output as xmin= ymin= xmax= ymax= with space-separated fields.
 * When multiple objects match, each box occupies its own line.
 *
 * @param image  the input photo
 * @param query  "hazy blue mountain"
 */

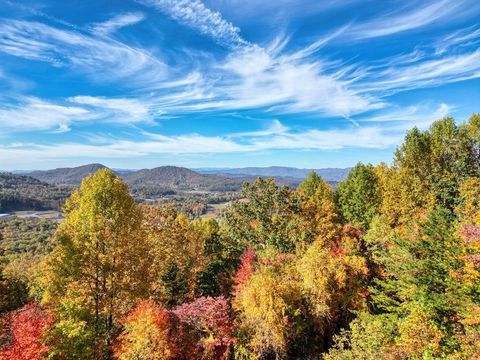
xmin=25 ymin=164 xmax=343 ymax=191
xmin=195 ymin=166 xmax=351 ymax=182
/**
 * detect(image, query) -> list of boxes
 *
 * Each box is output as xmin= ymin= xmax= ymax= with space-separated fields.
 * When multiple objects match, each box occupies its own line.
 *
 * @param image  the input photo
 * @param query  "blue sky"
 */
xmin=0 ymin=0 xmax=479 ymax=170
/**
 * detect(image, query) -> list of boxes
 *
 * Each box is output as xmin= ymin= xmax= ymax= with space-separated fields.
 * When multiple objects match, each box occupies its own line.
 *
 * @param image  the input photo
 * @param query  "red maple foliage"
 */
xmin=232 ymin=248 xmax=257 ymax=297
xmin=0 ymin=303 xmax=53 ymax=360
xmin=174 ymin=296 xmax=235 ymax=359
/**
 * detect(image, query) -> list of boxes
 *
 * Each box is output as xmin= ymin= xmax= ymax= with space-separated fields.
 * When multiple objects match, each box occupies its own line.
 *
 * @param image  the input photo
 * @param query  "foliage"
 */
xmin=142 ymin=205 xmax=229 ymax=306
xmin=0 ymin=303 xmax=53 ymax=360
xmin=295 ymin=171 xmax=341 ymax=249
xmin=0 ymin=272 xmax=29 ymax=314
xmin=234 ymin=255 xmax=305 ymax=358
xmin=174 ymin=296 xmax=234 ymax=359
xmin=40 ymin=169 xmax=152 ymax=356
xmin=297 ymin=230 xmax=367 ymax=343
xmin=113 ymin=300 xmax=178 ymax=360
xmin=325 ymin=312 xmax=398 ymax=360
xmin=0 ymin=173 xmax=70 ymax=212
xmin=0 ymin=218 xmax=57 ymax=261
xmin=224 ymin=178 xmax=302 ymax=253
xmin=0 ymin=219 xmax=55 ymax=313
xmin=232 ymin=248 xmax=256 ymax=299
xmin=336 ymin=163 xmax=380 ymax=230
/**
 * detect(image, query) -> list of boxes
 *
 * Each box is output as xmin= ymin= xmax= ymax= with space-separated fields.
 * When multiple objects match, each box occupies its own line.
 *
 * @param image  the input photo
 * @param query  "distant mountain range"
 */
xmin=195 ymin=166 xmax=351 ymax=182
xmin=0 ymin=164 xmax=351 ymax=211
xmin=24 ymin=164 xmax=242 ymax=192
xmin=5 ymin=164 xmax=350 ymax=190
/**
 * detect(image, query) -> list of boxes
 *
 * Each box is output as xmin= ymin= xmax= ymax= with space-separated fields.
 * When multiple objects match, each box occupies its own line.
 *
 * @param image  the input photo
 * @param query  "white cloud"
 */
xmin=137 ymin=0 xmax=249 ymax=48
xmin=358 ymin=103 xmax=453 ymax=133
xmin=361 ymin=103 xmax=451 ymax=122
xmin=0 ymin=120 xmax=404 ymax=167
xmin=0 ymin=96 xmax=155 ymax=133
xmin=134 ymin=1 xmax=376 ymax=116
xmin=69 ymin=96 xmax=153 ymax=123
xmin=168 ymin=44 xmax=377 ymax=116
xmin=350 ymin=0 xmax=468 ymax=40
xmin=0 ymin=19 xmax=168 ymax=85
xmin=90 ymin=12 xmax=145 ymax=35
xmin=359 ymin=49 xmax=480 ymax=94
xmin=227 ymin=119 xmax=288 ymax=138
xmin=0 ymin=98 xmax=90 ymax=131
xmin=435 ymin=25 xmax=480 ymax=54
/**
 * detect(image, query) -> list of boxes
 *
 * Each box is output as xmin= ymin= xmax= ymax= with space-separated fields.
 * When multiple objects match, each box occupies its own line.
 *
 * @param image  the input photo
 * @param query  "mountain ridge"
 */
xmin=22 ymin=164 xmax=350 ymax=189
xmin=195 ymin=166 xmax=351 ymax=181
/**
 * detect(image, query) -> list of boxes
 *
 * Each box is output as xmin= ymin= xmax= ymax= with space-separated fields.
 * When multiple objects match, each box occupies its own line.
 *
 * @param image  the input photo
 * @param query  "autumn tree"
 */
xmin=375 ymin=163 xmax=424 ymax=230
xmin=234 ymin=254 xmax=306 ymax=358
xmin=173 ymin=296 xmax=234 ymax=359
xmin=456 ymin=177 xmax=480 ymax=224
xmin=41 ymin=169 xmax=151 ymax=356
xmin=142 ymin=205 xmax=228 ymax=306
xmin=231 ymin=248 xmax=256 ymax=299
xmin=356 ymin=208 xmax=470 ymax=357
xmin=295 ymin=171 xmax=341 ymax=249
xmin=0 ymin=302 xmax=53 ymax=360
xmin=297 ymin=227 xmax=368 ymax=349
xmin=0 ymin=272 xmax=29 ymax=314
xmin=113 ymin=300 xmax=178 ymax=360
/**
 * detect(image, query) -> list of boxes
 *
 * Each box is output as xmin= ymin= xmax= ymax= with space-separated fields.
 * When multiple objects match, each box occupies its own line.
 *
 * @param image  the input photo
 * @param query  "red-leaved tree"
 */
xmin=174 ymin=296 xmax=234 ymax=359
xmin=0 ymin=303 xmax=53 ymax=360
xmin=232 ymin=248 xmax=256 ymax=298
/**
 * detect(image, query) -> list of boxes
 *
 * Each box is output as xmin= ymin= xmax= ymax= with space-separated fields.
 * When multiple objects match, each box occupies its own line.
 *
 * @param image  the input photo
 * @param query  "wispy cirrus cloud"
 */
xmin=69 ymin=96 xmax=154 ymax=123
xmin=90 ymin=12 xmax=145 ymax=35
xmin=0 ymin=19 xmax=168 ymax=85
xmin=358 ymin=103 xmax=453 ymax=134
xmin=358 ymin=49 xmax=480 ymax=94
xmin=0 ymin=96 xmax=155 ymax=133
xmin=0 ymin=119 xmax=402 ymax=167
xmin=349 ymin=0 xmax=469 ymax=40
xmin=435 ymin=25 xmax=480 ymax=55
xmin=136 ymin=0 xmax=249 ymax=48
xmin=134 ymin=0 xmax=377 ymax=117
xmin=227 ymin=119 xmax=288 ymax=138
xmin=0 ymin=97 xmax=90 ymax=132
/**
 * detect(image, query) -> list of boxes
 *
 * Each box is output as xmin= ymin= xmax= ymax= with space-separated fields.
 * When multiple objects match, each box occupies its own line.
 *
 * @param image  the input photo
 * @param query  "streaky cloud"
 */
xmin=349 ymin=0 xmax=469 ymax=40
xmin=0 ymin=19 xmax=168 ymax=85
xmin=90 ymin=12 xmax=145 ymax=35
xmin=136 ymin=0 xmax=249 ymax=48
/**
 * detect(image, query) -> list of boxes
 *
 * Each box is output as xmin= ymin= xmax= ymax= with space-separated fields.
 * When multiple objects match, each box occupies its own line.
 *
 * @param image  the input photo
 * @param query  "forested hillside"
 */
xmin=28 ymin=164 xmax=305 ymax=193
xmin=29 ymin=164 xmax=108 ymax=185
xmin=0 ymin=173 xmax=71 ymax=212
xmin=0 ymin=114 xmax=479 ymax=359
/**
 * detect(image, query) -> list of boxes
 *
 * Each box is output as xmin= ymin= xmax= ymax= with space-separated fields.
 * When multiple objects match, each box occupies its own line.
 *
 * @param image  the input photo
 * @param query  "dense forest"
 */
xmin=0 ymin=174 xmax=71 ymax=212
xmin=0 ymin=114 xmax=479 ymax=359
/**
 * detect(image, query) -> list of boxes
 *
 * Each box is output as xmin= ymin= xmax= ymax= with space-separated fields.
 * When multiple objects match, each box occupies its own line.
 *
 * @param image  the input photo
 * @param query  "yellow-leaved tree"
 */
xmin=40 ymin=169 xmax=152 ymax=358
